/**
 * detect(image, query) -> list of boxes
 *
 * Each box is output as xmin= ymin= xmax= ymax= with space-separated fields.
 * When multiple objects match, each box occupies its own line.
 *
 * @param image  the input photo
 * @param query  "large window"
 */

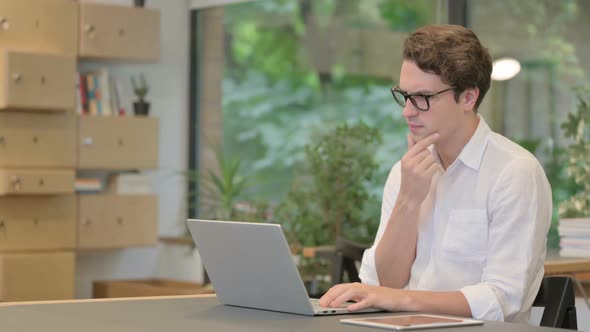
xmin=192 ymin=0 xmax=590 ymax=250
xmin=222 ymin=0 xmax=445 ymax=203
xmin=469 ymin=0 xmax=590 ymax=248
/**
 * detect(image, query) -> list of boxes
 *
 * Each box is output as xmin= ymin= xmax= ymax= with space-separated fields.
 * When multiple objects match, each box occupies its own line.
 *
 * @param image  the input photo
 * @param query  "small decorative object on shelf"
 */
xmin=131 ymin=73 xmax=150 ymax=116
xmin=133 ymin=0 xmax=146 ymax=7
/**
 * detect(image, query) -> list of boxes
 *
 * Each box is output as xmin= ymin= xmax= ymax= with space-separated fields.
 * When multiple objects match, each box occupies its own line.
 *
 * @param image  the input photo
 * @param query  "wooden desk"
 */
xmin=545 ymin=255 xmax=590 ymax=275
xmin=0 ymin=294 xmax=566 ymax=331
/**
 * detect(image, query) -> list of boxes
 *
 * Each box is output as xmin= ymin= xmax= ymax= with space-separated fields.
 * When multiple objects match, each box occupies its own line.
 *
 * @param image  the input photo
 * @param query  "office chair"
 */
xmin=533 ymin=276 xmax=578 ymax=330
xmin=331 ymin=237 xmax=370 ymax=284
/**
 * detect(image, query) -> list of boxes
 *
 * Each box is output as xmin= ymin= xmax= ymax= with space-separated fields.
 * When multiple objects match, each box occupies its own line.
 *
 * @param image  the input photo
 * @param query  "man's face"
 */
xmin=398 ymin=60 xmax=463 ymax=143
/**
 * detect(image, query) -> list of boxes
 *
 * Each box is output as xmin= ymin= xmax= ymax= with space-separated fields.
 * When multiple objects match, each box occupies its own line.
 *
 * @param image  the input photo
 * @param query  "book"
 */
xmin=110 ymin=75 xmax=122 ymax=116
xmin=79 ymin=72 xmax=89 ymax=115
xmin=75 ymin=73 xmax=82 ymax=114
xmin=560 ymin=218 xmax=590 ymax=228
xmin=97 ymin=68 xmax=113 ymax=116
xmin=86 ymin=73 xmax=98 ymax=116
xmin=75 ymin=178 xmax=103 ymax=193
xmin=558 ymin=226 xmax=590 ymax=237
xmin=559 ymin=248 xmax=590 ymax=258
xmin=93 ymin=74 xmax=102 ymax=115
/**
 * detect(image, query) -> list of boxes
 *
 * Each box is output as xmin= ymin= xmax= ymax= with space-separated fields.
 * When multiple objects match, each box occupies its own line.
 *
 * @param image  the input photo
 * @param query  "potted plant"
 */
xmin=184 ymin=149 xmax=270 ymax=233
xmin=131 ymin=74 xmax=150 ymax=116
xmin=558 ymin=86 xmax=590 ymax=256
xmin=275 ymin=122 xmax=382 ymax=296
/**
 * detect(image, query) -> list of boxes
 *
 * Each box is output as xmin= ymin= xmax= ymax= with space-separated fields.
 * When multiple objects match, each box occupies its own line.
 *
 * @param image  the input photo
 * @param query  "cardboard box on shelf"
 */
xmin=107 ymin=173 xmax=153 ymax=194
xmin=92 ymin=279 xmax=214 ymax=298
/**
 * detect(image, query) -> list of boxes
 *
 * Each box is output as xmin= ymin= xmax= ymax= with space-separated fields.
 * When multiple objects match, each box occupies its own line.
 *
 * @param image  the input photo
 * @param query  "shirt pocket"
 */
xmin=441 ymin=209 xmax=488 ymax=262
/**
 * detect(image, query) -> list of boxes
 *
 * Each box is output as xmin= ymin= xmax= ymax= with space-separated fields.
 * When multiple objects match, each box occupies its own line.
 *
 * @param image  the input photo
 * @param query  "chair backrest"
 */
xmin=331 ymin=237 xmax=370 ymax=285
xmin=533 ymin=276 xmax=577 ymax=330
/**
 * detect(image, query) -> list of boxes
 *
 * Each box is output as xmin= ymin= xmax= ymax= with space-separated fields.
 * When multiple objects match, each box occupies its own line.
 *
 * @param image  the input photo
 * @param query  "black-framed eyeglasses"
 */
xmin=390 ymin=86 xmax=455 ymax=112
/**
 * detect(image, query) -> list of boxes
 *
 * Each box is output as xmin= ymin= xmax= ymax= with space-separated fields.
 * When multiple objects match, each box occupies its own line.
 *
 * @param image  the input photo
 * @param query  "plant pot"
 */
xmin=133 ymin=0 xmax=146 ymax=7
xmin=133 ymin=102 xmax=150 ymax=116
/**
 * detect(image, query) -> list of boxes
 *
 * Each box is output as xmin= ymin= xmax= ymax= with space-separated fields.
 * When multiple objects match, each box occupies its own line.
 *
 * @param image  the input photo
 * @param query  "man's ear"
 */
xmin=461 ymin=87 xmax=480 ymax=112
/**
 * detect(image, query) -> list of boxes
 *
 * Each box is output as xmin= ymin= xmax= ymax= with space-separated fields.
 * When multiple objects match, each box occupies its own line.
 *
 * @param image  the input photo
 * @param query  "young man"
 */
xmin=319 ymin=24 xmax=552 ymax=323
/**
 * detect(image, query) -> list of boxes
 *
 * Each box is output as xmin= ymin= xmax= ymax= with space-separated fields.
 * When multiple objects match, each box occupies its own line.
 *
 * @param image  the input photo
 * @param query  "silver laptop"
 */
xmin=187 ymin=219 xmax=381 ymax=316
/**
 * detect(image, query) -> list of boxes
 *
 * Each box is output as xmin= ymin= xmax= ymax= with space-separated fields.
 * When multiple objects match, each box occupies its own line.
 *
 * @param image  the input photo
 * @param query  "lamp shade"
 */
xmin=491 ymin=57 xmax=521 ymax=81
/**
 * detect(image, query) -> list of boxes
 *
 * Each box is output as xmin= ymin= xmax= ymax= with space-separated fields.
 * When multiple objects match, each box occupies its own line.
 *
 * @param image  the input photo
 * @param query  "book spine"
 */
xmin=79 ymin=73 xmax=89 ymax=115
xmin=93 ymin=74 xmax=102 ymax=115
xmin=86 ymin=74 xmax=97 ymax=116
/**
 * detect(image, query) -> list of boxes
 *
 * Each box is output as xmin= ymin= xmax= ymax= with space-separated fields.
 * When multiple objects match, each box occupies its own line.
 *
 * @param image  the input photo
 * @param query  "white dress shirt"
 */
xmin=358 ymin=116 xmax=552 ymax=323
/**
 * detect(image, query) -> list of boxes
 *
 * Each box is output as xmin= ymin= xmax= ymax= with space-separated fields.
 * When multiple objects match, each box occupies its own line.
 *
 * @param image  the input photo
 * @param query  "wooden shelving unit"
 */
xmin=0 ymin=0 xmax=161 ymax=302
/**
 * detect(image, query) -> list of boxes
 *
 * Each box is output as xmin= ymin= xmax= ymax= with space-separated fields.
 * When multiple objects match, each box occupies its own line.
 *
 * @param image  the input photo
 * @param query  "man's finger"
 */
xmin=425 ymin=162 xmax=442 ymax=177
xmin=416 ymin=153 xmax=436 ymax=172
xmin=318 ymin=285 xmax=343 ymax=307
xmin=330 ymin=287 xmax=357 ymax=308
xmin=411 ymin=149 xmax=432 ymax=165
xmin=347 ymin=299 xmax=370 ymax=312
xmin=407 ymin=132 xmax=440 ymax=156
xmin=414 ymin=132 xmax=440 ymax=150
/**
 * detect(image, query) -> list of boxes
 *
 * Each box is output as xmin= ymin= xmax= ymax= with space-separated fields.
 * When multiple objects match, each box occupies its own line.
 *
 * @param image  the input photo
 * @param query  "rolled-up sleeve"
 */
xmin=461 ymin=158 xmax=551 ymax=321
xmin=359 ymin=162 xmax=401 ymax=286
xmin=359 ymin=245 xmax=380 ymax=286
xmin=460 ymin=284 xmax=504 ymax=320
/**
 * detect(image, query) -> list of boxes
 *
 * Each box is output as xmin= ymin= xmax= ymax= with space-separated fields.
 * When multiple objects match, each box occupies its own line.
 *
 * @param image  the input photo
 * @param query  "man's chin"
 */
xmin=410 ymin=132 xmax=428 ymax=142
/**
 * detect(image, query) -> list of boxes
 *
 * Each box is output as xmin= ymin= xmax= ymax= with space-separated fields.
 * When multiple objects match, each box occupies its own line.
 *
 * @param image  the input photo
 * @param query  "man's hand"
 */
xmin=318 ymin=283 xmax=472 ymax=318
xmin=398 ymin=133 xmax=441 ymax=207
xmin=318 ymin=283 xmax=404 ymax=312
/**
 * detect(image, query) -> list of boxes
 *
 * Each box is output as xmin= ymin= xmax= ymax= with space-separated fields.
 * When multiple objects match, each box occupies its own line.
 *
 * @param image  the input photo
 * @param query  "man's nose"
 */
xmin=402 ymin=102 xmax=420 ymax=118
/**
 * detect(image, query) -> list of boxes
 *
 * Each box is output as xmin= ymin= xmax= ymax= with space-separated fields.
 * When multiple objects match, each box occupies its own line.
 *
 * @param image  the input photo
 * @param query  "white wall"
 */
xmin=76 ymin=0 xmax=203 ymax=298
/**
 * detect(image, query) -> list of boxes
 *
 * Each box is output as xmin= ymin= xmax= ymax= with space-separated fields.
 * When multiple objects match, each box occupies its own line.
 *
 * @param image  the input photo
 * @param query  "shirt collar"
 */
xmin=456 ymin=115 xmax=491 ymax=171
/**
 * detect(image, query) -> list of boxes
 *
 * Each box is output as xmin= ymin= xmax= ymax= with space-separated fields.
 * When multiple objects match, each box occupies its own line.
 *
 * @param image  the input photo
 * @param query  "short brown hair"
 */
xmin=403 ymin=24 xmax=492 ymax=110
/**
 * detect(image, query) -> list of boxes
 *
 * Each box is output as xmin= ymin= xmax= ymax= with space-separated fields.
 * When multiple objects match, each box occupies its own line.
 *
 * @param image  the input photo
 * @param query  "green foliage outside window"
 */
xmin=559 ymin=86 xmax=590 ymax=218
xmin=223 ymin=0 xmax=417 ymax=204
xmin=218 ymin=0 xmax=589 ymax=255
xmin=378 ymin=0 xmax=434 ymax=31
xmin=275 ymin=122 xmax=382 ymax=249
